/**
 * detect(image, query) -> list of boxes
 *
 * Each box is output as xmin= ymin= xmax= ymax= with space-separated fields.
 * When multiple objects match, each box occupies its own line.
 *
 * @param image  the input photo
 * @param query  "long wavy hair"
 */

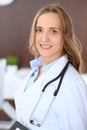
xmin=29 ymin=3 xmax=83 ymax=73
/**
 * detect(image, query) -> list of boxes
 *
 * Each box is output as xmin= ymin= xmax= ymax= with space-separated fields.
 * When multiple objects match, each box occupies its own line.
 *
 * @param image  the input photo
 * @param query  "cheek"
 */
xmin=54 ymin=38 xmax=65 ymax=51
xmin=35 ymin=41 xmax=40 ymax=50
xmin=53 ymin=37 xmax=64 ymax=46
xmin=35 ymin=36 xmax=40 ymax=47
xmin=35 ymin=34 xmax=41 ymax=42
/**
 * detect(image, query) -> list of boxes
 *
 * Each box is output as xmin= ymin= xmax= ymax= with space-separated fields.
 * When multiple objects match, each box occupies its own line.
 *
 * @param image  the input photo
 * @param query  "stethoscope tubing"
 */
xmin=29 ymin=61 xmax=70 ymax=127
xmin=42 ymin=61 xmax=70 ymax=96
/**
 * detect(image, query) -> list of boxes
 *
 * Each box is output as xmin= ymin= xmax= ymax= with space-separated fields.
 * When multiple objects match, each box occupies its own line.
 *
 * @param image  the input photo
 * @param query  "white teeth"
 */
xmin=41 ymin=45 xmax=51 ymax=49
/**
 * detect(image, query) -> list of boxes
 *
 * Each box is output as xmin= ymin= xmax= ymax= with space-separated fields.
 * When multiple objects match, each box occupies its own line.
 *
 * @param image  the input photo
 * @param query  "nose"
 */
xmin=41 ymin=31 xmax=48 ymax=42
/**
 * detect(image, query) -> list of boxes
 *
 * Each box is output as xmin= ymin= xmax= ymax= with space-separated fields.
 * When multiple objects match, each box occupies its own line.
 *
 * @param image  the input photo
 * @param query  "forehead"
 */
xmin=36 ymin=12 xmax=61 ymax=27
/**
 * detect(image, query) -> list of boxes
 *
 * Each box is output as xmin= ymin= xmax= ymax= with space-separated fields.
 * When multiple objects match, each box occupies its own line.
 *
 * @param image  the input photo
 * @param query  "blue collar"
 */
xmin=30 ymin=57 xmax=42 ymax=70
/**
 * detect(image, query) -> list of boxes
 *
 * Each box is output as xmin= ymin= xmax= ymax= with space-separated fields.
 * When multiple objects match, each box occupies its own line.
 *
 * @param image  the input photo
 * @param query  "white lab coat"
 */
xmin=15 ymin=55 xmax=87 ymax=130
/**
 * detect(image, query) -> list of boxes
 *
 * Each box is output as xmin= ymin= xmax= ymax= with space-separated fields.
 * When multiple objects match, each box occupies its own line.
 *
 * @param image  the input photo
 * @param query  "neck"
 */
xmin=41 ymin=53 xmax=64 ymax=67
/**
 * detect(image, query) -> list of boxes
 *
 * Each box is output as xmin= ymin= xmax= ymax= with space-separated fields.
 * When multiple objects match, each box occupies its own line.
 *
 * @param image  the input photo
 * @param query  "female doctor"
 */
xmin=15 ymin=3 xmax=87 ymax=130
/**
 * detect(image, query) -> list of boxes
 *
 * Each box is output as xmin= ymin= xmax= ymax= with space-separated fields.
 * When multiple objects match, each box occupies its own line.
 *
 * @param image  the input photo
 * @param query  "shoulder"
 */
xmin=54 ymin=64 xmax=87 ymax=130
xmin=55 ymin=63 xmax=87 ymax=108
xmin=64 ymin=63 xmax=87 ymax=87
xmin=14 ymin=68 xmax=33 ymax=98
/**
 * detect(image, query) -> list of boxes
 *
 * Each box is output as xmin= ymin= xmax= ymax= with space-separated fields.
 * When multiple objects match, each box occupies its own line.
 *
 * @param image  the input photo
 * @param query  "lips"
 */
xmin=40 ymin=44 xmax=52 ymax=49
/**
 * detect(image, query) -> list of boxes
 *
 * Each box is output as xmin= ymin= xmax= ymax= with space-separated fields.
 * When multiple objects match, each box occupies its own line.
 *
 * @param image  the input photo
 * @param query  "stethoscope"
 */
xmin=29 ymin=61 xmax=70 ymax=127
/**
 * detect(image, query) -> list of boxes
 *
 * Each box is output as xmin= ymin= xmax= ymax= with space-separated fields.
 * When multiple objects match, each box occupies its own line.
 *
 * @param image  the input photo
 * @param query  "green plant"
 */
xmin=6 ymin=56 xmax=19 ymax=65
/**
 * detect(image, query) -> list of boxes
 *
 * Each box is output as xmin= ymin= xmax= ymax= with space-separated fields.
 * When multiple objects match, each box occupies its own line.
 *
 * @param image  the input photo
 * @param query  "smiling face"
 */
xmin=35 ymin=12 xmax=65 ymax=63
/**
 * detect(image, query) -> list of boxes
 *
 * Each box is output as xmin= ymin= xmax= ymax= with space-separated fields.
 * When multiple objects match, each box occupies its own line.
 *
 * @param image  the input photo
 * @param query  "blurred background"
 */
xmin=0 ymin=0 xmax=87 ymax=71
xmin=0 ymin=0 xmax=87 ymax=129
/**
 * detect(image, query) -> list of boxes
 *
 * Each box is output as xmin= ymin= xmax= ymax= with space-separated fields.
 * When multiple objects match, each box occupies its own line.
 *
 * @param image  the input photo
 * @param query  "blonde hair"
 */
xmin=29 ymin=3 xmax=83 ymax=73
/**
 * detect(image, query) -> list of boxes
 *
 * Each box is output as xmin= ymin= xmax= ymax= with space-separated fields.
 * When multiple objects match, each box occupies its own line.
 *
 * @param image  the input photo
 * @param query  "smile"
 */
xmin=40 ymin=44 xmax=52 ymax=49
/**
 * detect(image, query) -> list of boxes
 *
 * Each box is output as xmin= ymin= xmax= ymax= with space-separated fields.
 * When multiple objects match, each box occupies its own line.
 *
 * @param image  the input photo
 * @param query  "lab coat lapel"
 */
xmin=27 ymin=56 xmax=69 ymax=125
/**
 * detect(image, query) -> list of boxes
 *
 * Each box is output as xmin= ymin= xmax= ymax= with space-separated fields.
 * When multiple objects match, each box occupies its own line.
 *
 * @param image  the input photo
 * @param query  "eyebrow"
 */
xmin=36 ymin=26 xmax=60 ymax=30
